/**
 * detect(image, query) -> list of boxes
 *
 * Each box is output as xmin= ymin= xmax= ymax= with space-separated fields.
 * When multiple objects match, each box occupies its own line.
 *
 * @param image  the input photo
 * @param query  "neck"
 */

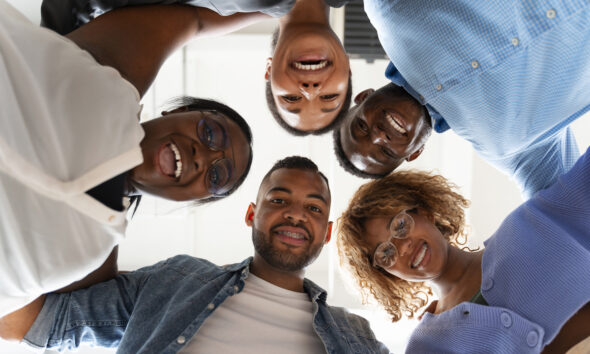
xmin=279 ymin=0 xmax=329 ymax=27
xmin=250 ymin=254 xmax=305 ymax=292
xmin=430 ymin=246 xmax=482 ymax=301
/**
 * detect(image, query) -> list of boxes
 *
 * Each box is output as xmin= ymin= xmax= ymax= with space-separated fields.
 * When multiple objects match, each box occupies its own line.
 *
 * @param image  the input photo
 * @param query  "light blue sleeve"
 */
xmin=511 ymin=127 xmax=580 ymax=199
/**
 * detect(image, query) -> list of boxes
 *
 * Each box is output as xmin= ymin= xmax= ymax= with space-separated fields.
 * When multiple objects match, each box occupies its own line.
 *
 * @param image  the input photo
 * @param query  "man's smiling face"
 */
xmin=247 ymin=168 xmax=332 ymax=272
xmin=338 ymin=84 xmax=432 ymax=175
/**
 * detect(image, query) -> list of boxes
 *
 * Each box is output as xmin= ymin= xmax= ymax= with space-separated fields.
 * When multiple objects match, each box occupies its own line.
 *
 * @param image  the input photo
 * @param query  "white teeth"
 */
xmin=386 ymin=113 xmax=407 ymax=134
xmin=170 ymin=143 xmax=182 ymax=178
xmin=294 ymin=60 xmax=328 ymax=71
xmin=278 ymin=231 xmax=305 ymax=239
xmin=412 ymin=244 xmax=427 ymax=268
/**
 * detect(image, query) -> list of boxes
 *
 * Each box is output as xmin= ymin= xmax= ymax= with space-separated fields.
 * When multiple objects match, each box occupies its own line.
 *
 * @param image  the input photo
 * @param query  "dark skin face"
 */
xmin=339 ymin=84 xmax=432 ymax=175
xmin=130 ymin=108 xmax=250 ymax=201
xmin=245 ymin=168 xmax=332 ymax=291
xmin=268 ymin=25 xmax=350 ymax=132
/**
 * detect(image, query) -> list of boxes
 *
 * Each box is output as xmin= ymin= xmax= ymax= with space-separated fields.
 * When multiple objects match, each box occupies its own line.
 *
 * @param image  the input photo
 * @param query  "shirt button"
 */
xmin=471 ymin=60 xmax=479 ymax=69
xmin=207 ymin=303 xmax=215 ymax=310
xmin=500 ymin=312 xmax=512 ymax=328
xmin=482 ymin=278 xmax=494 ymax=291
xmin=233 ymin=285 xmax=239 ymax=293
xmin=419 ymin=95 xmax=425 ymax=102
xmin=527 ymin=330 xmax=539 ymax=347
xmin=435 ymin=84 xmax=442 ymax=91
xmin=511 ymin=37 xmax=519 ymax=46
xmin=177 ymin=336 xmax=186 ymax=344
xmin=108 ymin=215 xmax=115 ymax=222
xmin=546 ymin=9 xmax=556 ymax=19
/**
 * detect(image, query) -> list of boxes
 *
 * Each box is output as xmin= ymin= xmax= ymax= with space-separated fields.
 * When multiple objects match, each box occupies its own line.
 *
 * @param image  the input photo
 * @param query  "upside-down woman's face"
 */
xmin=363 ymin=209 xmax=449 ymax=282
xmin=131 ymin=109 xmax=250 ymax=201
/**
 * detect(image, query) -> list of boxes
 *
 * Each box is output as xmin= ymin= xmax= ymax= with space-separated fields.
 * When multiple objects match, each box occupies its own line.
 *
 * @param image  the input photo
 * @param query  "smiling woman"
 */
xmin=338 ymin=149 xmax=590 ymax=352
xmin=132 ymin=97 xmax=252 ymax=203
xmin=0 ymin=1 xmax=258 ymax=316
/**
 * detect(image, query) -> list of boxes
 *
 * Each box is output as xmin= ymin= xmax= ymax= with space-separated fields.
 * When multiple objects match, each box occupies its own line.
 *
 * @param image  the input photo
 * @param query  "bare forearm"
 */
xmin=55 ymin=247 xmax=119 ymax=293
xmin=195 ymin=10 xmax=271 ymax=38
xmin=66 ymin=4 xmax=201 ymax=97
xmin=0 ymin=296 xmax=46 ymax=341
xmin=543 ymin=302 xmax=590 ymax=353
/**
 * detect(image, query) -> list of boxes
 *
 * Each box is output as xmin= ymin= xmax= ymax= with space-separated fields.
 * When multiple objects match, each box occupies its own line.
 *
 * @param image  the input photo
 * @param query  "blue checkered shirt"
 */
xmin=365 ymin=0 xmax=590 ymax=198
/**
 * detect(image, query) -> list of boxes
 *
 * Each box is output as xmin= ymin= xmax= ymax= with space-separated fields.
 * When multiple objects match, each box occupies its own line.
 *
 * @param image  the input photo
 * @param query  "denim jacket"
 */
xmin=24 ymin=256 xmax=389 ymax=354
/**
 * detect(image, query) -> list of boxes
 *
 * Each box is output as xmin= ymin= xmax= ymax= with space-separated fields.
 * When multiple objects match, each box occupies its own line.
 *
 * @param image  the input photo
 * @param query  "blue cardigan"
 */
xmin=407 ymin=146 xmax=590 ymax=353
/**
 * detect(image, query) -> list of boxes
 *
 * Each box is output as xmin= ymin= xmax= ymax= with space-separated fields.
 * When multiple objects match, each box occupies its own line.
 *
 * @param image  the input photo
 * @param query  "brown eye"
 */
xmin=282 ymin=95 xmax=301 ymax=103
xmin=355 ymin=118 xmax=369 ymax=134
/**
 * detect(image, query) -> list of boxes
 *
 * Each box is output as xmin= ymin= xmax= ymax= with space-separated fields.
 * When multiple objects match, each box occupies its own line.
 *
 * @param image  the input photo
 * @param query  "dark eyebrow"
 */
xmin=267 ymin=187 xmax=292 ymax=195
xmin=267 ymin=188 xmax=328 ymax=205
xmin=307 ymin=193 xmax=328 ymax=204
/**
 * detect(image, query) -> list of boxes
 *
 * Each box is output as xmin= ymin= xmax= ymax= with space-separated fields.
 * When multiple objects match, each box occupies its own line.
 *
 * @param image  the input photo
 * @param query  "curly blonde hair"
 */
xmin=337 ymin=170 xmax=470 ymax=322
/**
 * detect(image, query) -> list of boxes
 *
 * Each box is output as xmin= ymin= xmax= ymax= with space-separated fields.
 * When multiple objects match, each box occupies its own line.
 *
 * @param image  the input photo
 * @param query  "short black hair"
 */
xmin=332 ymin=127 xmax=387 ymax=179
xmin=263 ymin=156 xmax=331 ymax=197
xmin=167 ymin=96 xmax=254 ymax=204
xmin=266 ymin=28 xmax=352 ymax=136
xmin=265 ymin=76 xmax=352 ymax=136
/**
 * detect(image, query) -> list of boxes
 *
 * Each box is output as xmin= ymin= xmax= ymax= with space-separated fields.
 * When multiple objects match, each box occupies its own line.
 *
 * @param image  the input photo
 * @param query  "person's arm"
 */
xmin=543 ymin=302 xmax=590 ymax=353
xmin=0 ymin=263 xmax=154 ymax=351
xmin=66 ymin=4 xmax=269 ymax=97
xmin=54 ymin=246 xmax=119 ymax=293
xmin=510 ymin=127 xmax=580 ymax=199
xmin=0 ymin=296 xmax=46 ymax=342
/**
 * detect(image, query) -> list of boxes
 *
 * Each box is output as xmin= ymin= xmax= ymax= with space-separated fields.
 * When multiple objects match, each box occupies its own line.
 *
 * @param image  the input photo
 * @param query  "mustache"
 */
xmin=270 ymin=222 xmax=312 ymax=239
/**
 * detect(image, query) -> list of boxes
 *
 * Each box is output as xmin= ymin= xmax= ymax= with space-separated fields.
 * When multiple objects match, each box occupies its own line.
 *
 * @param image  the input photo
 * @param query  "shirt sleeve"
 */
xmin=508 ymin=127 xmax=580 ymax=199
xmin=21 ymin=265 xmax=158 ymax=351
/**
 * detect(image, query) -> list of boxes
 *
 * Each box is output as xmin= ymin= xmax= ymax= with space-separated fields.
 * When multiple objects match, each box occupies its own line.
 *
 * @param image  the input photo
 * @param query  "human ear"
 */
xmin=245 ymin=203 xmax=255 ymax=227
xmin=406 ymin=145 xmax=425 ymax=162
xmin=324 ymin=222 xmax=333 ymax=243
xmin=354 ymin=89 xmax=375 ymax=105
xmin=161 ymin=106 xmax=189 ymax=116
xmin=264 ymin=58 xmax=272 ymax=81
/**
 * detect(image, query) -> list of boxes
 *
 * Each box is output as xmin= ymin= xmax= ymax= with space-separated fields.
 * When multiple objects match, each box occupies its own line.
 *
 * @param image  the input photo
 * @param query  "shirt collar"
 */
xmin=231 ymin=258 xmax=328 ymax=302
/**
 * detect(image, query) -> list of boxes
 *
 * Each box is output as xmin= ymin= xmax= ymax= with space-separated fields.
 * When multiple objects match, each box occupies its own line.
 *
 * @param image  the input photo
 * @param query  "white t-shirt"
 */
xmin=179 ymin=273 xmax=327 ymax=354
xmin=0 ymin=0 xmax=144 ymax=317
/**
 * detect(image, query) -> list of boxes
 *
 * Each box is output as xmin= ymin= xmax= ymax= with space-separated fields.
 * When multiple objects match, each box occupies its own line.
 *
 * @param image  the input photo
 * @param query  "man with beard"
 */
xmin=0 ymin=156 xmax=388 ymax=354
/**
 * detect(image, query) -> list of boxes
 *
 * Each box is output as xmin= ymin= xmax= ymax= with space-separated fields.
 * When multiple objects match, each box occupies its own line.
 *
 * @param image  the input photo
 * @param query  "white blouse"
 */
xmin=0 ymin=0 xmax=144 ymax=317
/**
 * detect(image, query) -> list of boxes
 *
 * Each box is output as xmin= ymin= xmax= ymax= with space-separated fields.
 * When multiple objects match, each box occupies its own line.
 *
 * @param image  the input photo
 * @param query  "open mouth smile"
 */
xmin=293 ymin=60 xmax=330 ymax=71
xmin=385 ymin=112 xmax=407 ymax=135
xmin=158 ymin=142 xmax=183 ymax=179
xmin=273 ymin=225 xmax=310 ymax=246
xmin=411 ymin=242 xmax=429 ymax=269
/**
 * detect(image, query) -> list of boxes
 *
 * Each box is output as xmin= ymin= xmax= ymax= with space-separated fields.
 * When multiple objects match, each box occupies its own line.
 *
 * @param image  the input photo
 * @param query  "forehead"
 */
xmin=363 ymin=216 xmax=393 ymax=249
xmin=258 ymin=168 xmax=331 ymax=203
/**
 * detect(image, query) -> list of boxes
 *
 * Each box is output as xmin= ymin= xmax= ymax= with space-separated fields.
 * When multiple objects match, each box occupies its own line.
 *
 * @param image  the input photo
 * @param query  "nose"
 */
xmin=371 ymin=124 xmax=391 ymax=145
xmin=283 ymin=203 xmax=308 ymax=224
xmin=299 ymin=81 xmax=321 ymax=99
xmin=393 ymin=237 xmax=413 ymax=258
xmin=192 ymin=140 xmax=224 ymax=173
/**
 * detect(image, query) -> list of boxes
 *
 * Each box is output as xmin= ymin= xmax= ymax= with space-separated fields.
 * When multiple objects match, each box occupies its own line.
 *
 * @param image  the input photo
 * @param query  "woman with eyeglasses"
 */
xmin=0 ymin=2 xmax=262 ymax=315
xmin=337 ymin=147 xmax=590 ymax=353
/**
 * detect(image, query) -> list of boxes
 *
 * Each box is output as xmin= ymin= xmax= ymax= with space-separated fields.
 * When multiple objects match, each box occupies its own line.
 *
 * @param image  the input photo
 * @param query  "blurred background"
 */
xmin=3 ymin=1 xmax=590 ymax=352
